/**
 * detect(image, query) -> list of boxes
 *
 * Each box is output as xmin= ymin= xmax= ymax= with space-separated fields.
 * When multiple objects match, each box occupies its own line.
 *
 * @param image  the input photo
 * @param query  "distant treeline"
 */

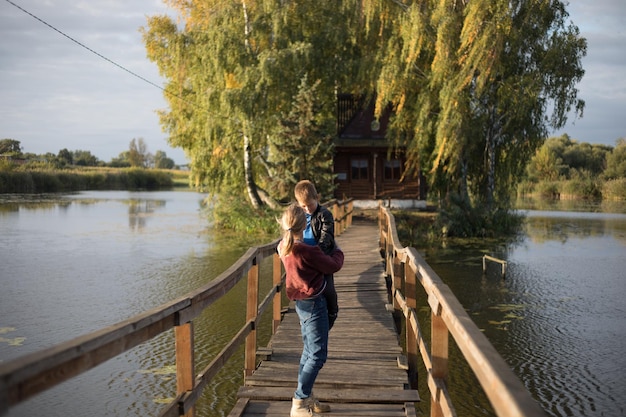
xmin=520 ymin=135 xmax=626 ymax=200
xmin=0 ymin=167 xmax=178 ymax=193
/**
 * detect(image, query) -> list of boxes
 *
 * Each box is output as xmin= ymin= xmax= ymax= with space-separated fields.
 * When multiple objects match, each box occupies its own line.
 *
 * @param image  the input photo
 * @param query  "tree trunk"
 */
xmin=485 ymin=133 xmax=496 ymax=210
xmin=244 ymin=134 xmax=263 ymax=208
xmin=484 ymin=105 xmax=500 ymax=211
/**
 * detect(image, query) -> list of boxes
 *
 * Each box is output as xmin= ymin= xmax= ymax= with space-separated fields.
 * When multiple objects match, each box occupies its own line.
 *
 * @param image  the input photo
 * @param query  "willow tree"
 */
xmin=142 ymin=0 xmax=366 ymax=207
xmin=366 ymin=0 xmax=586 ymax=215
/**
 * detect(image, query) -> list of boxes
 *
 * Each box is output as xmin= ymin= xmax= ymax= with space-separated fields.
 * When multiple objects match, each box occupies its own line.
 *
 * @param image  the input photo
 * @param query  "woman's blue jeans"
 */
xmin=294 ymin=295 xmax=329 ymax=399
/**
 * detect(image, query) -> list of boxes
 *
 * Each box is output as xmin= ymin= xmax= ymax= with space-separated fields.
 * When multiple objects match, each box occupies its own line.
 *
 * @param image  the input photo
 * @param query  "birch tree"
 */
xmin=142 ymin=0 xmax=364 ymax=207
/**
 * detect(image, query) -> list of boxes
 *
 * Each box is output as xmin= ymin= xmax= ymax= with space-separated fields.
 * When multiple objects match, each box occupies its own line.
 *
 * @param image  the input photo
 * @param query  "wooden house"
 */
xmin=333 ymin=94 xmax=426 ymax=200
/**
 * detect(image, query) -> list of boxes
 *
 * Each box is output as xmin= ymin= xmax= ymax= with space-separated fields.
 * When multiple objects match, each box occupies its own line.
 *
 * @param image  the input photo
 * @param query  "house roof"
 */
xmin=336 ymin=95 xmax=391 ymax=145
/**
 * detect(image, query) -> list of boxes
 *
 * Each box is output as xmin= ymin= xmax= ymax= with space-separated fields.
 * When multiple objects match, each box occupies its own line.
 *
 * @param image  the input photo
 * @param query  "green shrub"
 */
xmin=560 ymin=178 xmax=602 ymax=199
xmin=517 ymin=180 xmax=536 ymax=196
xmin=603 ymin=178 xmax=626 ymax=200
xmin=210 ymin=194 xmax=281 ymax=238
xmin=534 ymin=181 xmax=561 ymax=199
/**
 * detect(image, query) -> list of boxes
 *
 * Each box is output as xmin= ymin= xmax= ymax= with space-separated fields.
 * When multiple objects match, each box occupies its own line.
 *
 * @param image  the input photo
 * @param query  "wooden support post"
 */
xmin=392 ymin=253 xmax=401 ymax=312
xmin=430 ymin=298 xmax=449 ymax=417
xmin=347 ymin=200 xmax=353 ymax=228
xmin=272 ymin=253 xmax=282 ymax=334
xmin=482 ymin=255 xmax=507 ymax=278
xmin=404 ymin=261 xmax=418 ymax=390
xmin=333 ymin=203 xmax=342 ymax=236
xmin=244 ymin=257 xmax=259 ymax=378
xmin=175 ymin=322 xmax=195 ymax=417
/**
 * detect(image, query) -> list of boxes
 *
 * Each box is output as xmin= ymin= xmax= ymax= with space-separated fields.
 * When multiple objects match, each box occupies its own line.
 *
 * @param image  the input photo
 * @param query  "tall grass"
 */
xmin=603 ymin=178 xmax=626 ymax=200
xmin=519 ymin=178 xmax=605 ymax=200
xmin=0 ymin=167 xmax=179 ymax=193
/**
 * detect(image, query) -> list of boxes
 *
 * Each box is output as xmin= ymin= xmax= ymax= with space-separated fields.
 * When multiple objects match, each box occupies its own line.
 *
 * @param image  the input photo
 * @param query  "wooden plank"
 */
xmin=240 ymin=400 xmax=410 ymax=417
xmin=238 ymin=386 xmax=419 ymax=403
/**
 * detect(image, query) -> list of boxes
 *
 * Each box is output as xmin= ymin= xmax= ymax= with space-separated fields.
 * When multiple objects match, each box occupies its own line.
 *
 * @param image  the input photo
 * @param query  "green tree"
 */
xmin=72 ymin=150 xmax=99 ymax=166
xmin=526 ymin=145 xmax=561 ymax=182
xmin=128 ymin=138 xmax=150 ymax=168
xmin=605 ymin=138 xmax=626 ymax=179
xmin=154 ymin=150 xmax=175 ymax=169
xmin=142 ymin=1 xmax=363 ymax=207
xmin=365 ymin=0 xmax=586 ymax=214
xmin=58 ymin=148 xmax=73 ymax=166
xmin=0 ymin=139 xmax=22 ymax=156
xmin=110 ymin=151 xmax=131 ymax=168
xmin=531 ymin=134 xmax=611 ymax=179
xmin=561 ymin=141 xmax=610 ymax=177
xmin=262 ymin=75 xmax=335 ymax=201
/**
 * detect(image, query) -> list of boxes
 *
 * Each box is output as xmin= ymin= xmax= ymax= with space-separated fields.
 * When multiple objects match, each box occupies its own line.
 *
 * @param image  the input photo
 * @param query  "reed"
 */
xmin=603 ymin=178 xmax=626 ymax=200
xmin=0 ymin=167 xmax=178 ymax=193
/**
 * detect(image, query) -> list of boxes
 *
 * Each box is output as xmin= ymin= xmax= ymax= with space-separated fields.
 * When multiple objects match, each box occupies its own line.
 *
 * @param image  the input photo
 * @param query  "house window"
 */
xmin=351 ymin=158 xmax=368 ymax=180
xmin=384 ymin=158 xmax=402 ymax=181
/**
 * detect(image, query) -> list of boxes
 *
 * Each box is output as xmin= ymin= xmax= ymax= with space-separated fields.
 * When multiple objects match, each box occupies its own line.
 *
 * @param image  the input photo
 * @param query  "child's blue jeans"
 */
xmin=294 ymin=295 xmax=329 ymax=399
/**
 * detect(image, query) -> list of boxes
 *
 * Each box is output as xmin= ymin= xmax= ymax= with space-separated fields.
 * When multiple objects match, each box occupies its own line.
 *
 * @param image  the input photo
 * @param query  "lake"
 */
xmin=414 ymin=199 xmax=626 ymax=417
xmin=1 ymin=192 xmax=624 ymax=416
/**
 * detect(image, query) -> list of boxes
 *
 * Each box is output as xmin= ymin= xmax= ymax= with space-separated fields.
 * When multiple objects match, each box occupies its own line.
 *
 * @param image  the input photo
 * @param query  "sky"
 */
xmin=0 ymin=1 xmax=625 ymax=166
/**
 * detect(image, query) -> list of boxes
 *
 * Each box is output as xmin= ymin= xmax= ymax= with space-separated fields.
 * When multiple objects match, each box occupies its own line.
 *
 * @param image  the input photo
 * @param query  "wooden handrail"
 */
xmin=378 ymin=205 xmax=547 ymax=417
xmin=0 ymin=199 xmax=354 ymax=417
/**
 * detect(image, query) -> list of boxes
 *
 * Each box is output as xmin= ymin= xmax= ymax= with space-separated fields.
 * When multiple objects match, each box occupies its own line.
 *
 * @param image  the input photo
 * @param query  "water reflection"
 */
xmin=521 ymin=210 xmax=626 ymax=245
xmin=126 ymin=199 xmax=167 ymax=230
xmin=2 ymin=194 xmax=624 ymax=417
xmin=418 ymin=201 xmax=626 ymax=417
xmin=0 ymin=190 xmax=275 ymax=417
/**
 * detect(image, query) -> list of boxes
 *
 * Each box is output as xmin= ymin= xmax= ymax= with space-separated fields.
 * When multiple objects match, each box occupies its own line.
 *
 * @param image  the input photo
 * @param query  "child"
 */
xmin=278 ymin=203 xmax=344 ymax=417
xmin=294 ymin=180 xmax=339 ymax=329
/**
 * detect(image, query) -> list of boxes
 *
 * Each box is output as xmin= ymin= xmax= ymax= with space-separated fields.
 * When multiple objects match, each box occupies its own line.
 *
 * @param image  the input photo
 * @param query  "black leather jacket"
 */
xmin=311 ymin=204 xmax=336 ymax=255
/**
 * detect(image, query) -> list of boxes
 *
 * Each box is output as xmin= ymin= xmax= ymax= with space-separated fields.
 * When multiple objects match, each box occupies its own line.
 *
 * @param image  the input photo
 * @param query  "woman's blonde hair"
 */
xmin=278 ymin=203 xmax=307 ymax=256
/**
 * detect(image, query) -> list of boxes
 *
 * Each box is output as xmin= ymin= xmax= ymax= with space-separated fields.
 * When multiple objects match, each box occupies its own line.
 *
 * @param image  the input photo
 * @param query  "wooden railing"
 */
xmin=0 ymin=199 xmax=354 ymax=417
xmin=326 ymin=198 xmax=354 ymax=235
xmin=379 ymin=206 xmax=547 ymax=417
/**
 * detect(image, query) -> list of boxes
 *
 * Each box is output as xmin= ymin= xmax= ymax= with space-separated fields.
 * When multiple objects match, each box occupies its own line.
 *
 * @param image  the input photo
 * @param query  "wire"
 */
xmin=4 ymin=0 xmax=191 ymax=106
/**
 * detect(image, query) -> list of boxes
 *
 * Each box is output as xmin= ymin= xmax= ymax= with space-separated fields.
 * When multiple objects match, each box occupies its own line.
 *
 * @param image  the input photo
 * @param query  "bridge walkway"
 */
xmin=229 ymin=218 xmax=419 ymax=417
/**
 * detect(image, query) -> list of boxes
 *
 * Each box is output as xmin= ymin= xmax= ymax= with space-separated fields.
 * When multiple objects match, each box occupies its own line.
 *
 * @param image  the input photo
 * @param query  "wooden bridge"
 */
xmin=230 ymin=218 xmax=419 ymax=416
xmin=0 ymin=200 xmax=547 ymax=417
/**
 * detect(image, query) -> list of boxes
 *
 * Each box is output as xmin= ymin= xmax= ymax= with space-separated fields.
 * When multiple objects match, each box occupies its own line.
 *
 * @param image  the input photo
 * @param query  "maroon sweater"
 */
xmin=279 ymin=241 xmax=344 ymax=301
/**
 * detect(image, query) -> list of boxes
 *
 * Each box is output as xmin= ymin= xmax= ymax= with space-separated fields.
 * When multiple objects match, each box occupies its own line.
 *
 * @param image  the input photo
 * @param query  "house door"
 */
xmin=350 ymin=155 xmax=374 ymax=198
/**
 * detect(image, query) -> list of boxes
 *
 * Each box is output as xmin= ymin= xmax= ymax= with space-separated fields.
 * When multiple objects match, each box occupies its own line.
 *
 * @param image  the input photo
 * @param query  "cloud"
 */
xmin=1 ymin=0 xmax=625 ymax=165
xmin=0 ymin=0 xmax=184 ymax=163
xmin=553 ymin=0 xmax=626 ymax=145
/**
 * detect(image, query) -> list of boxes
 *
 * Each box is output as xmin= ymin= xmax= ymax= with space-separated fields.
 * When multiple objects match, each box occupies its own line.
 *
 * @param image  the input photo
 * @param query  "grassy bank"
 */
xmin=0 ymin=167 xmax=191 ymax=193
xmin=519 ymin=178 xmax=626 ymax=200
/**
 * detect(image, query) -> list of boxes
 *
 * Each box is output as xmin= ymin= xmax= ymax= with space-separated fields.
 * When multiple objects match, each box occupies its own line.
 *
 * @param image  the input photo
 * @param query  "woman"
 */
xmin=278 ymin=204 xmax=344 ymax=417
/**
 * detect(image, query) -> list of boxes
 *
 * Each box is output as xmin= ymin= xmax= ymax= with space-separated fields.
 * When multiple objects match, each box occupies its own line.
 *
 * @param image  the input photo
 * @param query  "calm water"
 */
xmin=415 ymin=199 xmax=626 ymax=417
xmin=0 ymin=191 xmax=273 ymax=417
xmin=1 ymin=192 xmax=625 ymax=416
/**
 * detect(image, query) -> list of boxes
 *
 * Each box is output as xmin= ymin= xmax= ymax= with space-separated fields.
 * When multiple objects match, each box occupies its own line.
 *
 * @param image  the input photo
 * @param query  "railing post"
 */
xmin=333 ymin=203 xmax=342 ymax=236
xmin=272 ymin=253 xmax=282 ymax=334
xmin=429 ymin=296 xmax=449 ymax=417
xmin=244 ymin=257 xmax=259 ymax=378
xmin=392 ymin=251 xmax=401 ymax=310
xmin=175 ymin=322 xmax=195 ymax=417
xmin=404 ymin=260 xmax=418 ymax=390
xmin=347 ymin=200 xmax=353 ymax=228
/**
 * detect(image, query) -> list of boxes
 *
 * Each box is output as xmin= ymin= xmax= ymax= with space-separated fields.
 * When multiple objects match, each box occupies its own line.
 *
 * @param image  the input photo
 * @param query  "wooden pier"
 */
xmin=230 ymin=219 xmax=420 ymax=417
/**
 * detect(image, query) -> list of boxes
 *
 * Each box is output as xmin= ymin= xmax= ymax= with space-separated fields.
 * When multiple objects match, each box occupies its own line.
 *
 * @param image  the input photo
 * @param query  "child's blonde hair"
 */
xmin=294 ymin=180 xmax=318 ymax=203
xmin=278 ymin=203 xmax=307 ymax=256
